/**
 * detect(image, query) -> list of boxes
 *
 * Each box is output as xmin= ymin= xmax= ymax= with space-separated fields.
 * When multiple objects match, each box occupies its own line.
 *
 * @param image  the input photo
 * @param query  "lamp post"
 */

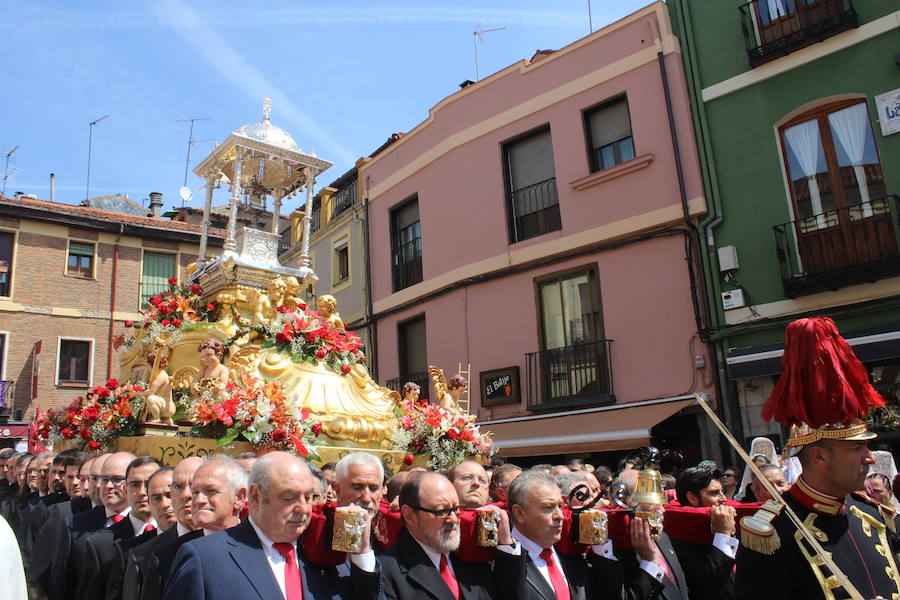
xmin=85 ymin=115 xmax=108 ymax=201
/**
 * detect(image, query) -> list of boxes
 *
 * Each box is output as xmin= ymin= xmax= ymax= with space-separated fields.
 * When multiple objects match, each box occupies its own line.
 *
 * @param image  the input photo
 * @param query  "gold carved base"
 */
xmin=136 ymin=423 xmax=180 ymax=437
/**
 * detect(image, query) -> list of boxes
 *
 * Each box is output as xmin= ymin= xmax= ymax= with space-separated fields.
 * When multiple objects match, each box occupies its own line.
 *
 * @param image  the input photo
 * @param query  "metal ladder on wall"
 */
xmin=457 ymin=362 xmax=472 ymax=414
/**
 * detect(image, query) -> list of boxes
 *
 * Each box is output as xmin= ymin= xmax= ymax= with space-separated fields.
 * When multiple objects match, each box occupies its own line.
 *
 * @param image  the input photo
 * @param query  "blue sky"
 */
xmin=2 ymin=1 xmax=650 ymax=213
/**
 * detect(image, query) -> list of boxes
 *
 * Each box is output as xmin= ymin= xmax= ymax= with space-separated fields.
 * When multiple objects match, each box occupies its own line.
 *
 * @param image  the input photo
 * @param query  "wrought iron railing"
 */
xmin=774 ymin=195 xmax=900 ymax=297
xmin=278 ymin=228 xmax=293 ymax=254
xmin=525 ymin=340 xmax=614 ymax=410
xmin=310 ymin=207 xmax=321 ymax=233
xmin=331 ymin=180 xmax=358 ymax=221
xmin=508 ymin=177 xmax=561 ymax=243
xmin=392 ymin=237 xmax=423 ymax=292
xmin=0 ymin=380 xmax=14 ymax=410
xmin=739 ymin=0 xmax=857 ymax=67
xmin=386 ymin=371 xmax=431 ymax=401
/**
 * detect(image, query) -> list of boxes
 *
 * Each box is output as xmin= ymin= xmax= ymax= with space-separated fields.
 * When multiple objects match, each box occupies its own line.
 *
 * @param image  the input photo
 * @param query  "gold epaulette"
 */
xmin=850 ymin=491 xmax=897 ymax=533
xmin=739 ymin=499 xmax=784 ymax=555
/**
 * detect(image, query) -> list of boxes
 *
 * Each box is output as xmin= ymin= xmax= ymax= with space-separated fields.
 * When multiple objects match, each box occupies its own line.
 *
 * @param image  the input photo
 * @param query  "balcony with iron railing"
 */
xmin=508 ymin=177 xmax=561 ymax=243
xmin=525 ymin=340 xmax=614 ymax=411
xmin=386 ymin=371 xmax=431 ymax=401
xmin=739 ymin=0 xmax=857 ymax=68
xmin=279 ymin=228 xmax=292 ymax=255
xmin=774 ymin=195 xmax=900 ymax=297
xmin=392 ymin=237 xmax=423 ymax=292
xmin=310 ymin=207 xmax=321 ymax=234
xmin=331 ymin=180 xmax=358 ymax=221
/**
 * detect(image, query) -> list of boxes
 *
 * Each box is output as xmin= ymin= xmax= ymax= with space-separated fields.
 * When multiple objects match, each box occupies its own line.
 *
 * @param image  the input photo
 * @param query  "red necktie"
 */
xmin=273 ymin=542 xmax=303 ymax=600
xmin=654 ymin=544 xmax=673 ymax=581
xmin=439 ymin=554 xmax=459 ymax=600
xmin=539 ymin=548 xmax=571 ymax=600
xmin=143 ymin=524 xmax=156 ymax=533
xmin=111 ymin=514 xmax=126 ymax=524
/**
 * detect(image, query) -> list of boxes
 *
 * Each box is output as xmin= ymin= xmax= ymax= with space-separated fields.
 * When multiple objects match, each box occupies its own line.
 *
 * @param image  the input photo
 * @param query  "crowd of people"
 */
xmin=0 ymin=430 xmax=895 ymax=600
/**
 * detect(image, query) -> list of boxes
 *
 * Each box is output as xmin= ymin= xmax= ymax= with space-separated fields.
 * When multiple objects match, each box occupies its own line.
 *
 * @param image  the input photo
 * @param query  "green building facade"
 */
xmin=668 ymin=0 xmax=900 ymax=447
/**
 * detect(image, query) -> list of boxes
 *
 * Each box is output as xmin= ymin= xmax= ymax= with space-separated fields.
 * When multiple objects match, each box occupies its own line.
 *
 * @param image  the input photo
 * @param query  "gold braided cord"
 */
xmin=785 ymin=423 xmax=870 ymax=448
xmin=692 ymin=394 xmax=865 ymax=600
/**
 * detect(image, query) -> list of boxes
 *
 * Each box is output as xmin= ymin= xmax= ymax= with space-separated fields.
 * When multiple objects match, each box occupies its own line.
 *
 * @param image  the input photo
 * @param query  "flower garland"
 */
xmin=226 ymin=305 xmax=366 ymax=377
xmin=391 ymin=399 xmax=495 ymax=472
xmin=181 ymin=373 xmax=324 ymax=460
xmin=34 ymin=379 xmax=145 ymax=451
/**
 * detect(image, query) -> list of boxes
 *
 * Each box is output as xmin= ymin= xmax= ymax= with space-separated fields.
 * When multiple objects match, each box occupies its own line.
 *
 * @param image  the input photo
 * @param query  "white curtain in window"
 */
xmin=784 ymin=119 xmax=824 ymax=224
xmin=828 ymin=103 xmax=872 ymax=216
xmin=766 ymin=0 xmax=791 ymax=21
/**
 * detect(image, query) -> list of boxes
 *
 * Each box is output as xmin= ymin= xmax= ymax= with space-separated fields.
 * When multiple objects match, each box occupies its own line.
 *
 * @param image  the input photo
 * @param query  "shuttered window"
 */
xmin=67 ymin=241 xmax=96 ymax=278
xmin=140 ymin=251 xmax=177 ymax=309
xmin=585 ymin=97 xmax=635 ymax=172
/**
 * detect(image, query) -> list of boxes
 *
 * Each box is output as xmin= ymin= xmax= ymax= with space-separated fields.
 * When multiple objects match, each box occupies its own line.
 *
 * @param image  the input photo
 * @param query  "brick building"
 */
xmin=0 ymin=195 xmax=224 ymax=418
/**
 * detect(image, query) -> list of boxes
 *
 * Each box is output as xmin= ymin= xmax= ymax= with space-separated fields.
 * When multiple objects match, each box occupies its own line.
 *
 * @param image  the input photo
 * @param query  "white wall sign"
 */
xmin=875 ymin=88 xmax=900 ymax=136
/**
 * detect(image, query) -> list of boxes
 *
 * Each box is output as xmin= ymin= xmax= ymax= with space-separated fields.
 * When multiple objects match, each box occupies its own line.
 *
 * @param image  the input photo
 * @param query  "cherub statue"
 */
xmin=252 ymin=277 xmax=288 ymax=324
xmin=428 ymin=366 xmax=470 ymax=418
xmin=316 ymin=295 xmax=344 ymax=330
xmin=401 ymin=381 xmax=421 ymax=404
xmin=192 ymin=338 xmax=230 ymax=400
xmin=140 ymin=345 xmax=175 ymax=425
xmin=214 ymin=291 xmax=240 ymax=338
xmin=283 ymin=276 xmax=307 ymax=312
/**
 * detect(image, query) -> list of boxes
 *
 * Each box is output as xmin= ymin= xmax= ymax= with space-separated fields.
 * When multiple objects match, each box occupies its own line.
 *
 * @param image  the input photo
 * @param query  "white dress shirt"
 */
xmin=512 ymin=527 xmax=570 ymax=592
xmin=104 ymin=506 xmax=131 ymax=527
xmin=128 ymin=513 xmax=157 ymax=537
xmin=176 ymin=522 xmax=193 ymax=537
xmin=410 ymin=534 xmax=455 ymax=576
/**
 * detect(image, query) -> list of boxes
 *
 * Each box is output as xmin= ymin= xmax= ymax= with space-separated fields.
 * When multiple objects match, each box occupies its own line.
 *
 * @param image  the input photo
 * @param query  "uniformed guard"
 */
xmin=735 ymin=317 xmax=900 ymax=600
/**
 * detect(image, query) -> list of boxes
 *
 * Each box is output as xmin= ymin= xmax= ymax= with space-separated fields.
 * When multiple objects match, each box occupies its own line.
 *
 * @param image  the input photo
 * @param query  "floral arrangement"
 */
xmin=226 ymin=305 xmax=366 ymax=377
xmin=128 ymin=278 xmax=216 ymax=332
xmin=34 ymin=379 xmax=145 ymax=451
xmin=181 ymin=373 xmax=324 ymax=460
xmin=391 ymin=399 xmax=495 ymax=472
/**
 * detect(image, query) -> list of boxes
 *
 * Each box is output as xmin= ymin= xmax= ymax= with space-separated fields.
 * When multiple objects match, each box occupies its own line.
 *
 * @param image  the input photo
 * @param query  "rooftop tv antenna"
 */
xmin=85 ymin=115 xmax=108 ymax=201
xmin=176 ymin=117 xmax=212 ymax=192
xmin=473 ymin=27 xmax=507 ymax=81
xmin=2 ymin=145 xmax=21 ymax=197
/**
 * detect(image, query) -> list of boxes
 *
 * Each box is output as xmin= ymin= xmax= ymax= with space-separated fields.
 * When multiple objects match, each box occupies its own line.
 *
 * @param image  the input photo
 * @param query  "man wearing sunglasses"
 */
xmin=381 ymin=470 xmax=521 ymax=599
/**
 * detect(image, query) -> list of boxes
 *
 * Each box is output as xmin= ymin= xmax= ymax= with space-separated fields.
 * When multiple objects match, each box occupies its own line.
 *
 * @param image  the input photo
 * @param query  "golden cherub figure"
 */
xmin=191 ymin=338 xmax=230 ymax=401
xmin=428 ymin=366 xmax=470 ymax=418
xmin=316 ymin=295 xmax=344 ymax=330
xmin=139 ymin=341 xmax=176 ymax=425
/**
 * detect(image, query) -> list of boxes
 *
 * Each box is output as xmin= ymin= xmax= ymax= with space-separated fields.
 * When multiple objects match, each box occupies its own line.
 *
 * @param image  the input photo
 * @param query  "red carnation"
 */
xmin=191 ymin=284 xmax=202 ymax=294
xmin=86 ymin=441 xmax=100 ymax=451
xmin=173 ymin=318 xmax=182 ymax=328
xmin=79 ymin=428 xmax=92 ymax=440
xmin=341 ymin=364 xmax=351 ymax=376
xmin=82 ymin=406 xmax=99 ymax=420
xmin=61 ymin=428 xmax=73 ymax=440
xmin=305 ymin=334 xmax=316 ymax=344
xmin=315 ymin=349 xmax=326 ymax=360
xmin=161 ymin=319 xmax=170 ymax=326
xmin=311 ymin=422 xmax=323 ymax=436
xmin=276 ymin=305 xmax=288 ymax=314
xmin=106 ymin=378 xmax=119 ymax=389
xmin=124 ymin=320 xmax=134 ymax=328
xmin=271 ymin=429 xmax=287 ymax=443
xmin=150 ymin=296 xmax=161 ymax=306
xmin=403 ymin=454 xmax=414 ymax=466
xmin=168 ymin=277 xmax=178 ymax=286
xmin=447 ymin=429 xmax=459 ymax=440
xmin=206 ymin=303 xmax=215 ymax=311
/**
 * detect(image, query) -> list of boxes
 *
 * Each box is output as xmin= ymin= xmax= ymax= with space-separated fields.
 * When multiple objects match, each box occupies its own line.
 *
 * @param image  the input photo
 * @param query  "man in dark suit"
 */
xmin=125 ymin=457 xmax=205 ymax=600
xmin=380 ymin=470 xmax=522 ymax=600
xmin=507 ymin=469 xmax=623 ymax=600
xmin=0 ymin=448 xmax=17 ymax=495
xmin=619 ymin=514 xmax=690 ymax=600
xmin=165 ymin=451 xmax=381 ymax=600
xmin=75 ymin=456 xmax=162 ymax=600
xmin=6 ymin=454 xmax=37 ymax=533
xmin=669 ymin=466 xmax=738 ymax=600
xmin=18 ymin=451 xmax=73 ymax=566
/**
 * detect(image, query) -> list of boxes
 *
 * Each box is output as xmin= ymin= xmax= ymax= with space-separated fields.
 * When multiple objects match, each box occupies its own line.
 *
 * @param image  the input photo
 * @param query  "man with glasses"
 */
xmin=125 ymin=456 xmax=205 ymax=600
xmin=76 ymin=456 xmax=162 ymax=600
xmin=449 ymin=461 xmax=490 ymax=509
xmin=381 ymin=470 xmax=520 ymax=599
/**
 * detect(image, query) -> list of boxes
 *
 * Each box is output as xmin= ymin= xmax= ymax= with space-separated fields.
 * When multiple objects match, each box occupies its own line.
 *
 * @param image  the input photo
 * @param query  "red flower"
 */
xmin=341 ymin=364 xmax=351 ymax=376
xmin=311 ymin=423 xmax=323 ymax=436
xmin=86 ymin=441 xmax=100 ymax=451
xmin=133 ymin=385 xmax=145 ymax=392
xmin=403 ymin=454 xmax=415 ymax=466
xmin=150 ymin=296 xmax=161 ymax=306
xmin=315 ymin=349 xmax=326 ymax=360
xmin=168 ymin=277 xmax=178 ymax=286
xmin=106 ymin=378 xmax=119 ymax=389
xmin=296 ymin=302 xmax=307 ymax=310
xmin=172 ymin=318 xmax=182 ymax=328
xmin=161 ymin=319 xmax=170 ymax=326
xmin=191 ymin=284 xmax=202 ymax=294
xmin=271 ymin=429 xmax=287 ymax=443
xmin=290 ymin=435 xmax=309 ymax=458
xmin=275 ymin=323 xmax=295 ymax=345
xmin=124 ymin=320 xmax=134 ymax=328
xmin=447 ymin=429 xmax=459 ymax=440
xmin=206 ymin=303 xmax=215 ymax=311
xmin=82 ymin=406 xmax=99 ymax=420
xmin=305 ymin=334 xmax=316 ymax=344
xmin=79 ymin=428 xmax=92 ymax=440
xmin=276 ymin=305 xmax=288 ymax=313
xmin=460 ymin=429 xmax=475 ymax=442
xmin=61 ymin=428 xmax=73 ymax=439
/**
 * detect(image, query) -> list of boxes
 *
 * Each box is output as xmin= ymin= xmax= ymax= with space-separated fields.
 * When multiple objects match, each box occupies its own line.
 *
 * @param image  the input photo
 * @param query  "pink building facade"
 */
xmin=361 ymin=3 xmax=717 ymax=462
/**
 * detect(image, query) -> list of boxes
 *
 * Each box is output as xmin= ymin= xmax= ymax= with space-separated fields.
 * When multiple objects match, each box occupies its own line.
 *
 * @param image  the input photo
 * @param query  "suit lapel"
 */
xmin=657 ymin=534 xmax=688 ymax=598
xmin=524 ymin=554 xmax=557 ymax=600
xmin=399 ymin=535 xmax=457 ymax=600
xmin=226 ymin=520 xmax=284 ymax=600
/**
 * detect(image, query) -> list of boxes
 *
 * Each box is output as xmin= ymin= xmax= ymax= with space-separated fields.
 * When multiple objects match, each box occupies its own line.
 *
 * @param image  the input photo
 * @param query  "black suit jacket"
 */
xmin=619 ymin=532 xmax=690 ymax=600
xmin=47 ymin=504 xmax=107 ymax=600
xmin=380 ymin=532 xmax=524 ymax=600
xmin=133 ymin=528 xmax=203 ymax=600
xmin=671 ymin=537 xmax=735 ymax=600
xmin=27 ymin=496 xmax=91 ymax=587
xmin=75 ymin=516 xmax=141 ymax=600
xmin=104 ymin=524 xmax=158 ymax=600
xmin=18 ymin=492 xmax=68 ymax=570
xmin=515 ymin=547 xmax=623 ymax=600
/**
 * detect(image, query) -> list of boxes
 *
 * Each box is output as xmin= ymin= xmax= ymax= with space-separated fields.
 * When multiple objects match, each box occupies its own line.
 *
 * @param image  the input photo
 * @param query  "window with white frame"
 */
xmin=140 ymin=251 xmax=177 ymax=309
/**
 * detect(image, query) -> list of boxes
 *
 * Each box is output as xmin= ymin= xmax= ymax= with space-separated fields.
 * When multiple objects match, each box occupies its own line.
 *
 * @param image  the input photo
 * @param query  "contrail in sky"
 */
xmin=152 ymin=0 xmax=356 ymax=167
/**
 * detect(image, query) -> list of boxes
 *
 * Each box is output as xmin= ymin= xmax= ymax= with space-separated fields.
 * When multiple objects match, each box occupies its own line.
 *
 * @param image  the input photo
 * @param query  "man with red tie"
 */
xmin=380 ymin=470 xmax=522 ymax=599
xmin=508 ymin=470 xmax=622 ymax=600
xmin=164 ymin=451 xmax=381 ymax=599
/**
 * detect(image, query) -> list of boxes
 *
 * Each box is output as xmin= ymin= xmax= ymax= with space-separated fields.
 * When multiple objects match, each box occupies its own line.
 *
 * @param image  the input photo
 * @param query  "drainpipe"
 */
xmin=362 ymin=175 xmax=378 ymax=381
xmin=107 ymin=223 xmax=124 ymax=380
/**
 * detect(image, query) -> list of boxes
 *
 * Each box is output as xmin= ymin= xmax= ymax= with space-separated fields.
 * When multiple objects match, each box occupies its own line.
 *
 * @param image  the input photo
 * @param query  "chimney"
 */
xmin=50 ymin=173 xmax=55 ymax=203
xmin=148 ymin=192 xmax=164 ymax=217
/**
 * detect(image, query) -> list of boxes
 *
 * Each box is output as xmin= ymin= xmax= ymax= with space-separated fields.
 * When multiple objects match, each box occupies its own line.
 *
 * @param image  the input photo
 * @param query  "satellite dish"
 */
xmin=179 ymin=186 xmax=193 ymax=204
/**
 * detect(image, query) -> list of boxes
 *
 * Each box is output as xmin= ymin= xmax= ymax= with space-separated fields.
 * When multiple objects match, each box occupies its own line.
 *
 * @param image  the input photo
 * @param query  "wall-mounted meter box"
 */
xmin=721 ymin=288 xmax=746 ymax=310
xmin=717 ymin=245 xmax=739 ymax=272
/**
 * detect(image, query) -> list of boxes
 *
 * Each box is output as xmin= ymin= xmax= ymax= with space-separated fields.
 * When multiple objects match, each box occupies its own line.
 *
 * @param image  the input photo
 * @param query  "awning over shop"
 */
xmin=726 ymin=326 xmax=900 ymax=380
xmin=477 ymin=395 xmax=695 ymax=457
